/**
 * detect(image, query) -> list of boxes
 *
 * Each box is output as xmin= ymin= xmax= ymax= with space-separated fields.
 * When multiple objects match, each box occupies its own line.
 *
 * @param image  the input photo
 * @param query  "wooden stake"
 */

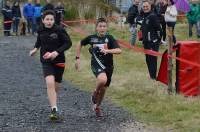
xmin=167 ymin=27 xmax=173 ymax=94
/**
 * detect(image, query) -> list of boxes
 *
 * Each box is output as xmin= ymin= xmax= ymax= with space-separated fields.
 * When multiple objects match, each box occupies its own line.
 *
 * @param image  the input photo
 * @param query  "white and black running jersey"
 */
xmin=81 ymin=34 xmax=120 ymax=67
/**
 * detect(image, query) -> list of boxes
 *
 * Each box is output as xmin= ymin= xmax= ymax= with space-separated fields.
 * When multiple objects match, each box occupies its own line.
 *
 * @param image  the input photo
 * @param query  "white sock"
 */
xmin=51 ymin=106 xmax=58 ymax=111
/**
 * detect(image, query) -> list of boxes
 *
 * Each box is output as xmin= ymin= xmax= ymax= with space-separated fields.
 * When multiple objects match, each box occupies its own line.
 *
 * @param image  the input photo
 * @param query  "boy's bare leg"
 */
xmin=55 ymin=82 xmax=60 ymax=93
xmin=46 ymin=75 xmax=57 ymax=108
xmin=95 ymin=73 xmax=107 ymax=107
xmin=97 ymin=86 xmax=107 ymax=107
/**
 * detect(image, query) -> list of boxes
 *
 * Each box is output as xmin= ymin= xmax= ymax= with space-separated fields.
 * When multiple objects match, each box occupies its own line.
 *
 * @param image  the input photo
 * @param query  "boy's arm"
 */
xmin=55 ymin=29 xmax=72 ymax=54
xmin=101 ymin=35 xmax=122 ymax=55
xmin=30 ymin=35 xmax=40 ymax=56
xmin=34 ymin=34 xmax=41 ymax=49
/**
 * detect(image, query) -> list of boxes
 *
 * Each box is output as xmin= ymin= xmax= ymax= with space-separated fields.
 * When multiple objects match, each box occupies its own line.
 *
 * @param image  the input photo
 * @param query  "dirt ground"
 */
xmin=0 ymin=36 xmax=156 ymax=132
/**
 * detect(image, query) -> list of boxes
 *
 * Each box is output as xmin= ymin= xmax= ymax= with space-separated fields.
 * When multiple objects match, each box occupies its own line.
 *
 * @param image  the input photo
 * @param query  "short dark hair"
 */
xmin=96 ymin=17 xmax=107 ymax=26
xmin=42 ymin=10 xmax=55 ymax=19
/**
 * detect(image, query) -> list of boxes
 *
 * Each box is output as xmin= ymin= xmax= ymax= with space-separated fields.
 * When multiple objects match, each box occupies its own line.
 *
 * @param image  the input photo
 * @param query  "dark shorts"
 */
xmin=42 ymin=63 xmax=65 ymax=83
xmin=91 ymin=59 xmax=113 ymax=87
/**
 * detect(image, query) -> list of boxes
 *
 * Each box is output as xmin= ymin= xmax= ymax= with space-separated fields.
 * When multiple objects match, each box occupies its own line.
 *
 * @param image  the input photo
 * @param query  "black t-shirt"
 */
xmin=81 ymin=34 xmax=120 ymax=67
xmin=34 ymin=25 xmax=72 ymax=63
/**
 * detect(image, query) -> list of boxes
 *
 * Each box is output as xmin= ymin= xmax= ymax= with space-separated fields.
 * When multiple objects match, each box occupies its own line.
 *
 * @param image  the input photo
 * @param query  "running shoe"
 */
xmin=94 ymin=106 xmax=103 ymax=117
xmin=49 ymin=108 xmax=59 ymax=120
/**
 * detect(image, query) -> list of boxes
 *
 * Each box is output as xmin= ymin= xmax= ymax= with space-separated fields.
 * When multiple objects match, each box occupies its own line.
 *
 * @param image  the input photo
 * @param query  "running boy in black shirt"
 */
xmin=29 ymin=10 xmax=72 ymax=120
xmin=75 ymin=18 xmax=122 ymax=117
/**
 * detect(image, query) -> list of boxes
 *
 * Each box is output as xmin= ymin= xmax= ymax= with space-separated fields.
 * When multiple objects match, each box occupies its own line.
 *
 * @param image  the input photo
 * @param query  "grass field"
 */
xmin=64 ymin=23 xmax=200 ymax=132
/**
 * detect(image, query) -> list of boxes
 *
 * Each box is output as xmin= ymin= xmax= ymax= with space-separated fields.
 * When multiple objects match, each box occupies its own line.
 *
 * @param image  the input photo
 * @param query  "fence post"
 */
xmin=167 ymin=27 xmax=173 ymax=94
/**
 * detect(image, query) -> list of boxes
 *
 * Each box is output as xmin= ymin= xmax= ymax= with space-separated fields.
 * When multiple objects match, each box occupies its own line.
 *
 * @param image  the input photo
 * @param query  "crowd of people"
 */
xmin=1 ymin=0 xmax=65 ymax=36
xmin=127 ymin=0 xmax=200 ymax=80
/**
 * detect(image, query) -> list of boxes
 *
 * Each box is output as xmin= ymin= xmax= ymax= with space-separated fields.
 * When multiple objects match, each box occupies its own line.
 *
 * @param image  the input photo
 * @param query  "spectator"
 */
xmin=42 ymin=0 xmax=54 ymax=13
xmin=1 ymin=0 xmax=12 ymax=36
xmin=23 ymin=0 xmax=34 ymax=34
xmin=33 ymin=0 xmax=42 ymax=34
xmin=186 ymin=3 xmax=199 ymax=38
xmin=141 ymin=1 xmax=162 ymax=80
xmin=55 ymin=1 xmax=65 ymax=26
xmin=164 ymin=0 xmax=177 ymax=44
xmin=154 ymin=0 xmax=168 ymax=44
xmin=197 ymin=3 xmax=200 ymax=38
xmin=12 ymin=0 xmax=21 ymax=36
xmin=127 ymin=0 xmax=140 ymax=46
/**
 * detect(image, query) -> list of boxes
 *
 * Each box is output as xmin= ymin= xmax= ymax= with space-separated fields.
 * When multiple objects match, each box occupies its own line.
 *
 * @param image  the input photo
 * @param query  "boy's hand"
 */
xmin=100 ymin=48 xmax=108 ymax=55
xmin=43 ymin=51 xmax=59 ymax=60
xmin=50 ymin=51 xmax=59 ymax=60
xmin=43 ymin=52 xmax=51 ymax=59
xmin=29 ymin=48 xmax=37 ymax=56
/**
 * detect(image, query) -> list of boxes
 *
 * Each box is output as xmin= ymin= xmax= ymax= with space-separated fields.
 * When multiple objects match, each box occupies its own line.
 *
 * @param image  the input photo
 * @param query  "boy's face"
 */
xmin=42 ymin=15 xmax=55 ymax=28
xmin=96 ymin=22 xmax=107 ymax=36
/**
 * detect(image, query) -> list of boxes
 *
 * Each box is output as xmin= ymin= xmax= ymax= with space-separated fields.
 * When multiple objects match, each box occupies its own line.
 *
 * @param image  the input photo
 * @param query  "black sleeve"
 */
xmin=80 ymin=35 xmax=91 ymax=46
xmin=56 ymin=28 xmax=72 ymax=54
xmin=108 ymin=35 xmax=120 ymax=49
xmin=151 ymin=15 xmax=162 ymax=39
xmin=34 ymin=33 xmax=41 ymax=48
xmin=127 ymin=6 xmax=137 ymax=25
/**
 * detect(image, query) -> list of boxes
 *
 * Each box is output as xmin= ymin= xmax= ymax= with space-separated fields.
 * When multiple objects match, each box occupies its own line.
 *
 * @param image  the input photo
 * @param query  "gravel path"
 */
xmin=0 ymin=36 xmax=155 ymax=132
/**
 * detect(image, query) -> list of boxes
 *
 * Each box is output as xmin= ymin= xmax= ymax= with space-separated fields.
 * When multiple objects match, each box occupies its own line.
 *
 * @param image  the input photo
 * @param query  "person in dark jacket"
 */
xmin=12 ymin=1 xmax=21 ymax=35
xmin=42 ymin=0 xmax=54 ymax=13
xmin=154 ymin=0 xmax=167 ymax=44
xmin=55 ymin=1 xmax=65 ymax=26
xmin=127 ymin=0 xmax=140 ymax=46
xmin=29 ymin=10 xmax=72 ymax=120
xmin=1 ymin=0 xmax=12 ymax=36
xmin=141 ymin=1 xmax=162 ymax=80
xmin=23 ymin=0 xmax=34 ymax=34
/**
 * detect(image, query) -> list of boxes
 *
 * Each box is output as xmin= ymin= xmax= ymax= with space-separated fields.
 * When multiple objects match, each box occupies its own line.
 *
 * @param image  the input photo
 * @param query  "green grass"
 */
xmin=64 ymin=23 xmax=200 ymax=131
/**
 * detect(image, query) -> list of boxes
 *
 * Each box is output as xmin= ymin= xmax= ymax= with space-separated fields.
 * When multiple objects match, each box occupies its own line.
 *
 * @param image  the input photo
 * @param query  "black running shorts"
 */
xmin=91 ymin=59 xmax=113 ymax=87
xmin=42 ymin=63 xmax=65 ymax=83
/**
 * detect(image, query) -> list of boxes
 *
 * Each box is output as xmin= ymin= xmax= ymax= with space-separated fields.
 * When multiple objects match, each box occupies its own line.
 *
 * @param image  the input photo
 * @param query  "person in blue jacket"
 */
xmin=33 ymin=0 xmax=42 ymax=34
xmin=12 ymin=1 xmax=21 ymax=36
xmin=23 ymin=0 xmax=34 ymax=34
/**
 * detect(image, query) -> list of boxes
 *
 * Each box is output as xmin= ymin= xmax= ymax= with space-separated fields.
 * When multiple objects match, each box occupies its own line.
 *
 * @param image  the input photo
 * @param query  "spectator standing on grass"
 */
xmin=55 ymin=1 xmax=65 ymax=26
xmin=141 ymin=1 xmax=162 ymax=80
xmin=12 ymin=1 xmax=21 ymax=36
xmin=75 ymin=18 xmax=122 ymax=117
xmin=23 ymin=0 xmax=34 ymax=34
xmin=164 ymin=0 xmax=177 ymax=44
xmin=127 ymin=0 xmax=140 ymax=46
xmin=29 ymin=10 xmax=72 ymax=120
xmin=186 ymin=3 xmax=199 ymax=38
xmin=197 ymin=3 xmax=200 ymax=38
xmin=154 ymin=0 xmax=167 ymax=44
xmin=1 ymin=0 xmax=12 ymax=36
